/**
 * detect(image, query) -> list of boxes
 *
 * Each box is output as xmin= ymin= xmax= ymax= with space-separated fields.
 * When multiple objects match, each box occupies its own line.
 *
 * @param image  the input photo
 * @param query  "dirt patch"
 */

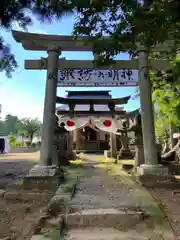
xmin=148 ymin=187 xmax=180 ymax=238
xmin=0 ymin=152 xmax=39 ymax=188
xmin=0 ymin=152 xmax=57 ymax=239
xmin=0 ymin=189 xmax=54 ymax=240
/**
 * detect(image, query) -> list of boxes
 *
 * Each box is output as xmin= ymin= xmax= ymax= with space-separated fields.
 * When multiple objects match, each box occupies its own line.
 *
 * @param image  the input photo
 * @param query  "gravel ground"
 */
xmin=71 ymin=165 xmax=138 ymax=212
xmin=0 ymin=190 xmax=53 ymax=240
xmin=69 ymin=156 xmax=177 ymax=239
xmin=148 ymin=188 xmax=180 ymax=239
xmin=0 ymin=151 xmax=55 ymax=240
xmin=0 ymin=160 xmax=35 ymax=188
xmin=0 ymin=151 xmax=38 ymax=188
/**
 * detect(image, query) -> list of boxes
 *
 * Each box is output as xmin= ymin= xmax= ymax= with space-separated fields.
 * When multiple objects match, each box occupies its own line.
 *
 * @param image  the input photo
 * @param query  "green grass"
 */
xmin=119 ymin=159 xmax=135 ymax=165
xmin=55 ymin=168 xmax=65 ymax=184
xmin=43 ymin=227 xmax=63 ymax=239
xmin=69 ymin=161 xmax=84 ymax=168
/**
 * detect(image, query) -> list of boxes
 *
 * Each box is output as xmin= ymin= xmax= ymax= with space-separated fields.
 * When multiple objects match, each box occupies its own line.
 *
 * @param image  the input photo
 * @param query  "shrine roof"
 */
xmin=56 ymin=95 xmax=130 ymax=105
xmin=56 ymin=104 xmax=124 ymax=112
xmin=66 ymin=90 xmax=111 ymax=99
xmin=66 ymin=90 xmax=111 ymax=95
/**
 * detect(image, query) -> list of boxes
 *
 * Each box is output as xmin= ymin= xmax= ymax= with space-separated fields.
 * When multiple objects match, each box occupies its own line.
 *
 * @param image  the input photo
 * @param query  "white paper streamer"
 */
xmin=57 ymin=116 xmax=123 ymax=134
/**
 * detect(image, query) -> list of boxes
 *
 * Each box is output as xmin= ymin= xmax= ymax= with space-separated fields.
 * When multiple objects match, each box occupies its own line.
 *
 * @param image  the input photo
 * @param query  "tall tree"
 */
xmin=16 ymin=117 xmax=41 ymax=143
xmin=151 ymin=56 xmax=180 ymax=148
xmin=4 ymin=114 xmax=18 ymax=135
xmin=153 ymin=89 xmax=180 ymax=147
xmin=0 ymin=120 xmax=5 ymax=135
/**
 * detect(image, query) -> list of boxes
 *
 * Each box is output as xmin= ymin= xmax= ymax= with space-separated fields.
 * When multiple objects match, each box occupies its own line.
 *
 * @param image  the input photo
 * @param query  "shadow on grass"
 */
xmin=69 ymin=160 xmax=84 ymax=168
xmin=10 ymin=148 xmax=40 ymax=153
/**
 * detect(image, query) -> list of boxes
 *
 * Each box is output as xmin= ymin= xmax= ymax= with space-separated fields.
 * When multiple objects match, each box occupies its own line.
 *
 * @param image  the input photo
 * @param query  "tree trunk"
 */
xmin=162 ymin=141 xmax=167 ymax=154
xmin=169 ymin=120 xmax=176 ymax=149
xmin=162 ymin=139 xmax=180 ymax=159
xmin=30 ymin=134 xmax=33 ymax=144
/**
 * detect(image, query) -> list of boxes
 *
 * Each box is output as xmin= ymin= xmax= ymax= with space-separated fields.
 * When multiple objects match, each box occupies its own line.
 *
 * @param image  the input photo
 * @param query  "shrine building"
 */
xmin=56 ymin=90 xmax=126 ymax=152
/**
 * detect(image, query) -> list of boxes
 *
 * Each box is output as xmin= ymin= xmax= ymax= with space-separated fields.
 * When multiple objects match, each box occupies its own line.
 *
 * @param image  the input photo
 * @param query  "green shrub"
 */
xmin=8 ymin=136 xmax=25 ymax=148
xmin=31 ymin=142 xmax=37 ymax=148
xmin=55 ymin=168 xmax=65 ymax=184
xmin=15 ymin=140 xmax=23 ymax=147
xmin=8 ymin=135 xmax=16 ymax=144
xmin=10 ymin=141 xmax=16 ymax=148
xmin=25 ymin=141 xmax=31 ymax=147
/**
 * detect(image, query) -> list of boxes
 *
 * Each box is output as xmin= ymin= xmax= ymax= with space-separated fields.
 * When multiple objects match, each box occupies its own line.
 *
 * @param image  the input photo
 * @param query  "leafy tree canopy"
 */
xmin=153 ymin=89 xmax=180 ymax=126
xmin=70 ymin=0 xmax=180 ymax=65
xmin=154 ymin=112 xmax=169 ymax=140
xmin=151 ymin=56 xmax=180 ymax=143
xmin=16 ymin=117 xmax=42 ymax=143
xmin=1 ymin=0 xmax=180 ymax=76
xmin=0 ymin=0 xmax=74 ymax=77
xmin=0 ymin=114 xmax=41 ymax=140
xmin=0 ymin=114 xmax=18 ymax=135
xmin=150 ymin=56 xmax=180 ymax=90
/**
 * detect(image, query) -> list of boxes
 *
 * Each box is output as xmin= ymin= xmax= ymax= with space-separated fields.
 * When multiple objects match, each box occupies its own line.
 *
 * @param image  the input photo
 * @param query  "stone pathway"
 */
xmin=71 ymin=167 xmax=133 ymax=211
xmin=66 ymin=155 xmax=176 ymax=240
xmin=68 ymin=228 xmax=150 ymax=240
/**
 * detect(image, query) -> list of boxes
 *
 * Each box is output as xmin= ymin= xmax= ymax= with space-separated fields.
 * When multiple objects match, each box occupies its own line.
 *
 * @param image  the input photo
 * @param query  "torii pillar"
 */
xmin=28 ymin=45 xmax=61 ymax=177
xmin=137 ymin=46 xmax=168 ymax=182
xmin=40 ymin=45 xmax=61 ymax=165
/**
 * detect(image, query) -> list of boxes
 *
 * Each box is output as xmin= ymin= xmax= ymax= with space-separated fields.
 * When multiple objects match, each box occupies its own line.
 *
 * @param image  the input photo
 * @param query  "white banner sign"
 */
xmin=57 ymin=68 xmax=138 ymax=87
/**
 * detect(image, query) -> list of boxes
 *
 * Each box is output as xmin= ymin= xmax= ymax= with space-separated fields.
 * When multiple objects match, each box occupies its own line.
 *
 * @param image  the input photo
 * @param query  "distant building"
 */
xmin=56 ymin=90 xmax=124 ymax=152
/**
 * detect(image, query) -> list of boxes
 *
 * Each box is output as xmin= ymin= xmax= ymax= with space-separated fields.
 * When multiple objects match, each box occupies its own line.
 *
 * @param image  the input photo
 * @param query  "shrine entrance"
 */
xmin=72 ymin=126 xmax=110 ymax=152
xmin=57 ymin=101 xmax=132 ymax=160
xmin=12 ymin=30 xmax=171 ymax=179
xmin=83 ymin=126 xmax=97 ymax=141
xmin=56 ymin=90 xmax=130 ymax=155
xmin=81 ymin=126 xmax=110 ymax=152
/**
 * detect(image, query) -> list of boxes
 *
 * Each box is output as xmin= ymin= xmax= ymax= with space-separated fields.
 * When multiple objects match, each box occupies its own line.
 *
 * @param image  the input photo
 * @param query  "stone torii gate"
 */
xmin=12 ymin=30 xmax=172 ymax=179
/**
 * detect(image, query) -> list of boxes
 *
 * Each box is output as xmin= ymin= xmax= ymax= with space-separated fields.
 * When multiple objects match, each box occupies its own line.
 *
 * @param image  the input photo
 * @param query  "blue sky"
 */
xmin=0 ymin=15 xmax=139 ymax=121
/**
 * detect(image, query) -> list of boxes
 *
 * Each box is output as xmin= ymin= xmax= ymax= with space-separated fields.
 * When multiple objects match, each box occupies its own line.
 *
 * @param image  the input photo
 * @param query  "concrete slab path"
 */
xmin=66 ymin=154 xmax=176 ymax=240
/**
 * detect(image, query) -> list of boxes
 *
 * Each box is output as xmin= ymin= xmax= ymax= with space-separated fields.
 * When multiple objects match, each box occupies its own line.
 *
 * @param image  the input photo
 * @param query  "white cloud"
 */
xmin=31 ymin=29 xmax=48 ymax=34
xmin=12 ymin=21 xmax=26 ymax=32
xmin=12 ymin=21 xmax=48 ymax=34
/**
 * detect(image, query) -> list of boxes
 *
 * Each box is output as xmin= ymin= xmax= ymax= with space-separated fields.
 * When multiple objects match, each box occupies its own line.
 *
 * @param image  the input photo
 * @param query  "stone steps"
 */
xmin=63 ymin=162 xmax=148 ymax=239
xmin=67 ymin=227 xmax=149 ymax=240
xmin=65 ymin=208 xmax=143 ymax=230
xmin=45 ymin=208 xmax=143 ymax=231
